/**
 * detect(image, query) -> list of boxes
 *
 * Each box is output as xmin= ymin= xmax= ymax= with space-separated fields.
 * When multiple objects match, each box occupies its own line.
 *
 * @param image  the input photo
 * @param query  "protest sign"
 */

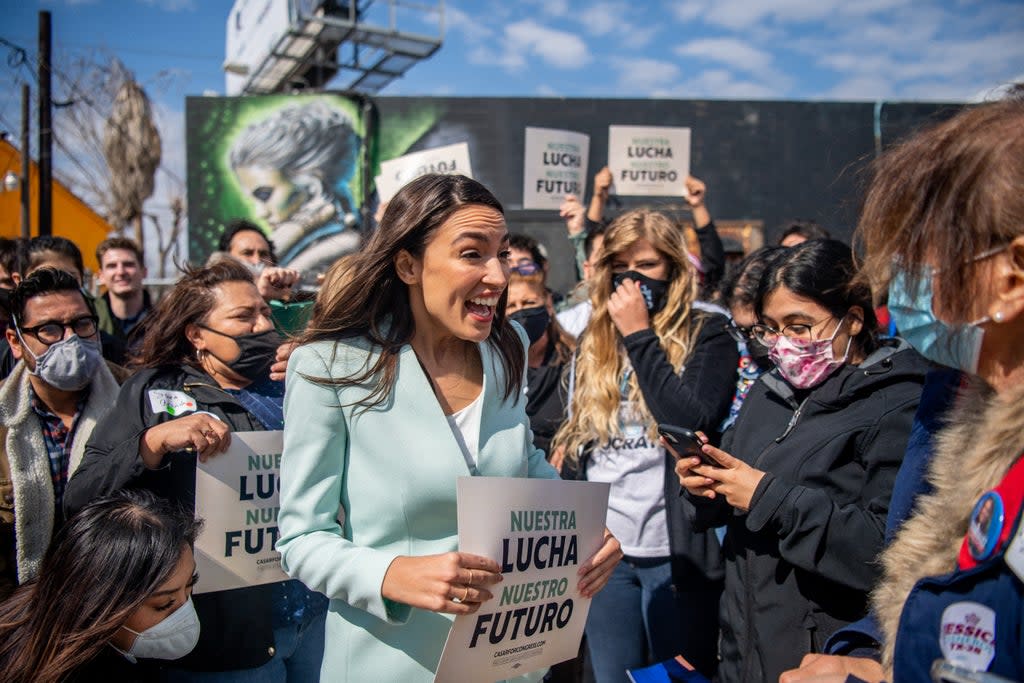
xmin=522 ymin=127 xmax=590 ymax=209
xmin=434 ymin=477 xmax=610 ymax=683
xmin=607 ymin=125 xmax=691 ymax=196
xmin=194 ymin=430 xmax=290 ymax=594
xmin=377 ymin=142 xmax=473 ymax=203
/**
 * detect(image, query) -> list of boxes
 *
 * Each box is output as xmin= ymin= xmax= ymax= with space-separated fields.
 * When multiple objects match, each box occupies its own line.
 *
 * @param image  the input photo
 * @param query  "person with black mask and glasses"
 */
xmin=718 ymin=245 xmax=784 ymax=433
xmin=64 ymin=260 xmax=328 ymax=682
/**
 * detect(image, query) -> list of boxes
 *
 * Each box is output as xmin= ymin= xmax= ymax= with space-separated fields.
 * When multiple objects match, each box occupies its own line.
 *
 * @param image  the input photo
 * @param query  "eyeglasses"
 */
xmin=510 ymin=260 xmax=541 ymax=276
xmin=16 ymin=315 xmax=99 ymax=345
xmin=725 ymin=321 xmax=753 ymax=344
xmin=896 ymin=244 xmax=1008 ymax=278
xmin=750 ymin=316 xmax=836 ymax=348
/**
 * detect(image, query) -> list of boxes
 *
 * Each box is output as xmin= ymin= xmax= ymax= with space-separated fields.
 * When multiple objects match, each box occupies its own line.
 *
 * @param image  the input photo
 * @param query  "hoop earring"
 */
xmin=196 ymin=347 xmax=205 ymax=362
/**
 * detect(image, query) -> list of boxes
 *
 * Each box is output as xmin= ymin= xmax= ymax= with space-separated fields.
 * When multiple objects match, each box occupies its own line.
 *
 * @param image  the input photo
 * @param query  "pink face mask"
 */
xmin=769 ymin=316 xmax=852 ymax=389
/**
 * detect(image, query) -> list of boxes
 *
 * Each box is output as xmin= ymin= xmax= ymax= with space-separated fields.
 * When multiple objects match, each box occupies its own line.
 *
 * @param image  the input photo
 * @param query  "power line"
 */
xmin=2 ymin=35 xmax=222 ymax=62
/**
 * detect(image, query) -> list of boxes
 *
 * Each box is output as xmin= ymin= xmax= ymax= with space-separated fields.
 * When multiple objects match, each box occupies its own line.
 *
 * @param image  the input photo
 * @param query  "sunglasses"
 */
xmin=510 ymin=261 xmax=542 ymax=276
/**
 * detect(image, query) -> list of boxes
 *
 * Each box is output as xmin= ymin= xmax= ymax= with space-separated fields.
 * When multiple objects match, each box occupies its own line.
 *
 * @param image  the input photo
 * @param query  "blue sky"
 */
xmin=0 ymin=0 xmax=1021 ymax=259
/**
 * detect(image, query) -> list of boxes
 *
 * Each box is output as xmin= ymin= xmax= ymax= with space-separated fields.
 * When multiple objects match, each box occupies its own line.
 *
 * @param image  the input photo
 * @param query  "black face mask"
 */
xmin=612 ymin=270 xmax=670 ymax=314
xmin=508 ymin=305 xmax=550 ymax=345
xmin=200 ymin=326 xmax=282 ymax=384
xmin=746 ymin=337 xmax=774 ymax=370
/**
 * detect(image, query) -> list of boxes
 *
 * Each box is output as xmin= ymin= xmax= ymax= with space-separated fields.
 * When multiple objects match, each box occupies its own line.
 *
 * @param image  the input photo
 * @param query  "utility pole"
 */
xmin=20 ymin=83 xmax=30 ymax=239
xmin=38 ymin=10 xmax=52 ymax=237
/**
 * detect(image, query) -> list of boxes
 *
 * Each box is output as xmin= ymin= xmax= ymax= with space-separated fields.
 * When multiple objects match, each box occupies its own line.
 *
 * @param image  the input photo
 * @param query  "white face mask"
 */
xmin=118 ymin=596 xmax=201 ymax=661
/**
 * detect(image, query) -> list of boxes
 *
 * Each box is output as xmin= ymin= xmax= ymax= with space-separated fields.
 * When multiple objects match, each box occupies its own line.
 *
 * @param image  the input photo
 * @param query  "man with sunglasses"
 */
xmin=0 ymin=268 xmax=129 ymax=600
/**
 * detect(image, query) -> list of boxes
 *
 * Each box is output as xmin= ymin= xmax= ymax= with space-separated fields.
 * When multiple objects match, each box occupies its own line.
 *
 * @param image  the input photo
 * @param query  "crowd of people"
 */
xmin=0 ymin=96 xmax=1020 ymax=683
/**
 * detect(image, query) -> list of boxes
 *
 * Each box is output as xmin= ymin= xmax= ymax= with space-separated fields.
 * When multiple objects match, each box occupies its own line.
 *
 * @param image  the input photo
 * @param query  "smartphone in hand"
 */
xmin=657 ymin=425 xmax=718 ymax=467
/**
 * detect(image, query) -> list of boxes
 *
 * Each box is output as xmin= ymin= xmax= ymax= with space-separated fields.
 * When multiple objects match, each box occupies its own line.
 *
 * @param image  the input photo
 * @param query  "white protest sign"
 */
xmin=194 ymin=430 xmax=290 ymax=594
xmin=434 ymin=477 xmax=610 ymax=683
xmin=607 ymin=125 xmax=691 ymax=196
xmin=522 ymin=127 xmax=590 ymax=209
xmin=377 ymin=142 xmax=473 ymax=203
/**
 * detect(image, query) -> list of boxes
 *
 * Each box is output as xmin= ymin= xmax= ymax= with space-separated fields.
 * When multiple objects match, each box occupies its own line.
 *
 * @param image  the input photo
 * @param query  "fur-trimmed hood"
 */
xmin=873 ymin=377 xmax=1021 ymax=674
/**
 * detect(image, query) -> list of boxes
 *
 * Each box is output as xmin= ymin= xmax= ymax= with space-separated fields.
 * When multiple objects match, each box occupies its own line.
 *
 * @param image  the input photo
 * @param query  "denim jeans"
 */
xmin=161 ymin=606 xmax=327 ymax=683
xmin=585 ymin=556 xmax=718 ymax=682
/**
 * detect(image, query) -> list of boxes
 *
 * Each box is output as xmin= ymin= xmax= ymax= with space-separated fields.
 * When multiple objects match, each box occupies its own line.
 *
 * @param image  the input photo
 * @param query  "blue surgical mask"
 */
xmin=888 ymin=270 xmax=988 ymax=374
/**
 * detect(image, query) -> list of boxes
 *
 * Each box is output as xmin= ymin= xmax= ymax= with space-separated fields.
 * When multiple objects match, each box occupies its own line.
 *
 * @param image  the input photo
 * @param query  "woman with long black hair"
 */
xmin=0 ymin=489 xmax=201 ymax=683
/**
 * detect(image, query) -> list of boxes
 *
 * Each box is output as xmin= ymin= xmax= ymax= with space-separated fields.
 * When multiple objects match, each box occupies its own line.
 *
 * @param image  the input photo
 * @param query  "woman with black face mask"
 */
xmin=63 ymin=260 xmax=328 ymax=682
xmin=504 ymin=270 xmax=576 ymax=463
xmin=551 ymin=208 xmax=739 ymax=680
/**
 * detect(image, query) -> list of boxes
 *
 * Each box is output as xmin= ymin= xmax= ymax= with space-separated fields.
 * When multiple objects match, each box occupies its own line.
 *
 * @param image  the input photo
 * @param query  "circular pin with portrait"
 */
xmin=967 ymin=491 xmax=1005 ymax=561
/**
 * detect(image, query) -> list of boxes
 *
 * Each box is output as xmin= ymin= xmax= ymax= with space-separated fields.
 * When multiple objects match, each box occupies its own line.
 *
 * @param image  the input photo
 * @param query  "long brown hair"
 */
xmin=552 ymin=209 xmax=702 ymax=460
xmin=854 ymin=100 xmax=1024 ymax=323
xmin=299 ymin=173 xmax=524 ymax=408
xmin=130 ymin=259 xmax=255 ymax=368
xmin=0 ymin=490 xmax=201 ymax=683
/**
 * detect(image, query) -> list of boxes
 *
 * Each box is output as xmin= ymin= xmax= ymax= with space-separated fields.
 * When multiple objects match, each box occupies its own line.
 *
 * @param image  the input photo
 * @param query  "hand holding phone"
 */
xmin=657 ymin=425 xmax=717 ymax=467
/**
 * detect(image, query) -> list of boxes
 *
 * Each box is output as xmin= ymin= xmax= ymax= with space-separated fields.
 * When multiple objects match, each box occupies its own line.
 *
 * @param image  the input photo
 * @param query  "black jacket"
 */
xmin=64 ymin=364 xmax=276 ymax=673
xmin=524 ymin=344 xmax=568 ymax=457
xmin=691 ymin=339 xmax=929 ymax=683
xmin=67 ymin=647 xmax=160 ymax=682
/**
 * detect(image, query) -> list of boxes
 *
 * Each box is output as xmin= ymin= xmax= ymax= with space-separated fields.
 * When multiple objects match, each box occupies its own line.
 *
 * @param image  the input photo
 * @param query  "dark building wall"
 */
xmin=374 ymin=97 xmax=961 ymax=294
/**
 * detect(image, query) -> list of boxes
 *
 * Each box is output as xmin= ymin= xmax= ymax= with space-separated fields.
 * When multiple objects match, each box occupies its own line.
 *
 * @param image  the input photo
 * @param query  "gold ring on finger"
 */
xmin=462 ymin=586 xmax=470 ymax=602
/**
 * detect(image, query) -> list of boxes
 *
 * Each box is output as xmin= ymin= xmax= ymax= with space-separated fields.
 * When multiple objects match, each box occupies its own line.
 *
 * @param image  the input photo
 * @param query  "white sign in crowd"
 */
xmin=434 ymin=477 xmax=610 ymax=683
xmin=522 ymin=127 xmax=591 ymax=210
xmin=193 ymin=430 xmax=290 ymax=594
xmin=607 ymin=125 xmax=691 ymax=197
xmin=376 ymin=141 xmax=474 ymax=203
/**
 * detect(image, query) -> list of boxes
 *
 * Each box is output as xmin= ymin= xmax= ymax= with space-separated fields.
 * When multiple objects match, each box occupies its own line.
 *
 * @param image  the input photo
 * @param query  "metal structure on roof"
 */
xmin=224 ymin=1 xmax=444 ymax=95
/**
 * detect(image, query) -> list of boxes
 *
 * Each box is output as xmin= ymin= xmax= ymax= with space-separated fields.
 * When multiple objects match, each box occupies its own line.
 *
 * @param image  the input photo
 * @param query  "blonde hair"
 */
xmin=552 ymin=209 xmax=702 ymax=461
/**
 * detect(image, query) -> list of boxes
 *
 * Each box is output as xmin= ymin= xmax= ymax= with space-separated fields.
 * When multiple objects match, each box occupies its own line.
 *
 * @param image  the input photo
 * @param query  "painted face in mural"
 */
xmin=233 ymin=165 xmax=310 ymax=226
xmin=225 ymin=99 xmax=362 ymax=274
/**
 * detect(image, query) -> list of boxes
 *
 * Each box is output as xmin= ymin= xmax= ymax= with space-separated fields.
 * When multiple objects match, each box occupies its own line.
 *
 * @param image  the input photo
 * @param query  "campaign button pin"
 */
xmin=967 ymin=491 xmax=1005 ymax=561
xmin=940 ymin=601 xmax=996 ymax=672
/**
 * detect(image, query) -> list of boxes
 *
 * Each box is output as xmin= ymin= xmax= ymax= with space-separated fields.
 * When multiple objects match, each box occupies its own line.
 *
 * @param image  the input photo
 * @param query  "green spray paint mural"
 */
xmin=186 ymin=94 xmax=367 ymax=273
xmin=186 ymin=94 xmax=453 ymax=276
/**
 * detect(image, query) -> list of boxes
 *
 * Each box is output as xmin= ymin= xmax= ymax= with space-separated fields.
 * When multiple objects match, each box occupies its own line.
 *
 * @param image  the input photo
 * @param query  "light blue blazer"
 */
xmin=278 ymin=332 xmax=559 ymax=682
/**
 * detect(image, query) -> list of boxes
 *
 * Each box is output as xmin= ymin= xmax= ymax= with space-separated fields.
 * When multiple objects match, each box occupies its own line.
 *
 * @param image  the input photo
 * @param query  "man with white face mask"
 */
xmin=0 ymin=267 xmax=129 ymax=599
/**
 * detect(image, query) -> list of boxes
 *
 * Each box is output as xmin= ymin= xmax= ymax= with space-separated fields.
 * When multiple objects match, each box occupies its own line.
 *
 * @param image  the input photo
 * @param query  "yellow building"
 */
xmin=0 ymin=138 xmax=113 ymax=274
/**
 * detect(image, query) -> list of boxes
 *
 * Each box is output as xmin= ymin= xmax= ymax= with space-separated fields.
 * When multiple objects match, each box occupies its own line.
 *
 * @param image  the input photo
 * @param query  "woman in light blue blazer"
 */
xmin=278 ymin=174 xmax=623 ymax=682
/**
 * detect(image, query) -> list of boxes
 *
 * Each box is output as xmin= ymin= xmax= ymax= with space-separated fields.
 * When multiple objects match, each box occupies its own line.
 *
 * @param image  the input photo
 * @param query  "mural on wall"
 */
xmin=186 ymin=94 xmax=367 ymax=274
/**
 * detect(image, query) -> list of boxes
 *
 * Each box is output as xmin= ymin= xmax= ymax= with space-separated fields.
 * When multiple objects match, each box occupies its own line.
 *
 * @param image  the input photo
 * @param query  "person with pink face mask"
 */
xmin=669 ymin=239 xmax=929 ymax=683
